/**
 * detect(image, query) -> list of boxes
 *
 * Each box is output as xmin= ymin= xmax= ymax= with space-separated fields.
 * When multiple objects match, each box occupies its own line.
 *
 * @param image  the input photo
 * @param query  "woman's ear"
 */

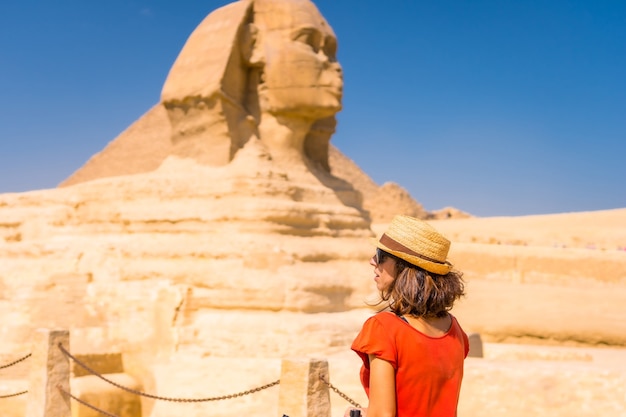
xmin=240 ymin=23 xmax=264 ymax=67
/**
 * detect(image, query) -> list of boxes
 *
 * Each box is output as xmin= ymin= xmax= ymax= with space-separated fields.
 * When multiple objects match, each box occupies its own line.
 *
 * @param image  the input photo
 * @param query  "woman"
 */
xmin=348 ymin=215 xmax=468 ymax=417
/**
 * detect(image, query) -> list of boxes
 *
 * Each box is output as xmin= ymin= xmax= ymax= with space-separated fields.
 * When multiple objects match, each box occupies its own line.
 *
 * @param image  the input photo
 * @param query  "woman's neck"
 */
xmin=402 ymin=313 xmax=452 ymax=337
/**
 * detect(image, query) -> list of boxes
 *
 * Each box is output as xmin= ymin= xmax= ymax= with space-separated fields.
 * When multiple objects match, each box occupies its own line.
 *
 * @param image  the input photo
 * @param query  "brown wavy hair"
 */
xmin=376 ymin=250 xmax=465 ymax=318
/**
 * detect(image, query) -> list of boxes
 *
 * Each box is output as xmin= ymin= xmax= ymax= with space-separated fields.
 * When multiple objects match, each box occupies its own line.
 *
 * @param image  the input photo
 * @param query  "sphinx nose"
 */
xmin=327 ymin=61 xmax=343 ymax=77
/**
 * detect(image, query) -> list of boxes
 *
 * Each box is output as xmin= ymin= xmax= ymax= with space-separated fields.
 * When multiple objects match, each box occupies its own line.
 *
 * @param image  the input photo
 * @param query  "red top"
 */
xmin=351 ymin=312 xmax=469 ymax=417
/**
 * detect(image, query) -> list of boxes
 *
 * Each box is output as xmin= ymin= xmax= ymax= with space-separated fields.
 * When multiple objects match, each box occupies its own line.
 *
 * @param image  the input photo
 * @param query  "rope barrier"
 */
xmin=0 ymin=353 xmax=31 ymax=369
xmin=319 ymin=375 xmax=362 ymax=408
xmin=58 ymin=386 xmax=120 ymax=417
xmin=55 ymin=342 xmax=362 ymax=415
xmin=0 ymin=353 xmax=32 ymax=400
xmin=0 ymin=339 xmax=362 ymax=417
xmin=0 ymin=390 xmax=28 ymax=399
xmin=58 ymin=343 xmax=279 ymax=402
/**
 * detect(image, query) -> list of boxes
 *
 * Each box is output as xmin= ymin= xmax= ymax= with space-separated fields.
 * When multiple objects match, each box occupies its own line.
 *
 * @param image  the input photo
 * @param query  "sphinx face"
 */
xmin=254 ymin=0 xmax=343 ymax=119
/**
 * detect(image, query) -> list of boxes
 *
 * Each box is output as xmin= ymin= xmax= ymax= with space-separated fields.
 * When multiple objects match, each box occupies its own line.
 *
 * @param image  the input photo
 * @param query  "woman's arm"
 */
xmin=366 ymin=354 xmax=396 ymax=417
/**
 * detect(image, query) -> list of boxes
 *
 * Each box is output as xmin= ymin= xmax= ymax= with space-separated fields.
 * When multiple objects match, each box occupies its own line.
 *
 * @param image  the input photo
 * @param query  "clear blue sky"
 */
xmin=1 ymin=1 xmax=624 ymax=217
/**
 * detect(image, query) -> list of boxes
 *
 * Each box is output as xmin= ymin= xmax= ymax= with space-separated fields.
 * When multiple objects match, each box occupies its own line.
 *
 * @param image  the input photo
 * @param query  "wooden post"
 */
xmin=25 ymin=329 xmax=71 ymax=417
xmin=278 ymin=358 xmax=331 ymax=417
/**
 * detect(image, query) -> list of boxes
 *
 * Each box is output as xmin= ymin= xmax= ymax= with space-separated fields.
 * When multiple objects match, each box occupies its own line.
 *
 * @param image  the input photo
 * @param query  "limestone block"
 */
xmin=452 ymin=279 xmax=626 ymax=346
xmin=467 ymin=333 xmax=484 ymax=358
xmin=70 ymin=373 xmax=142 ymax=417
xmin=278 ymin=358 xmax=330 ymax=417
xmin=26 ymin=328 xmax=71 ymax=417
xmin=70 ymin=353 xmax=123 ymax=378
xmin=448 ymin=242 xmax=626 ymax=285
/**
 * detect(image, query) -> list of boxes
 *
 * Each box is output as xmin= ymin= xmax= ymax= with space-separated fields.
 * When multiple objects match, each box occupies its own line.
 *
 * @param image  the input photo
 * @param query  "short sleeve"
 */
xmin=462 ymin=330 xmax=470 ymax=358
xmin=351 ymin=315 xmax=398 ymax=368
xmin=451 ymin=315 xmax=470 ymax=359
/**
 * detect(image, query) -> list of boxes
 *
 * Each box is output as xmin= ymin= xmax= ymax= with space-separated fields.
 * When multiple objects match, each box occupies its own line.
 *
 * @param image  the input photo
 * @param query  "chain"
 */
xmin=0 ymin=353 xmax=31 ymax=369
xmin=319 ymin=375 xmax=362 ymax=408
xmin=58 ymin=343 xmax=279 ymax=402
xmin=58 ymin=343 xmax=359 ymax=409
xmin=0 ymin=390 xmax=28 ymax=399
xmin=58 ymin=386 xmax=120 ymax=417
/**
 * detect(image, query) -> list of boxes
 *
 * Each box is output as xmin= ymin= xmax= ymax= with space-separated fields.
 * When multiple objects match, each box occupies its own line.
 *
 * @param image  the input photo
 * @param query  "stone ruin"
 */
xmin=0 ymin=1 xmax=410 ymax=415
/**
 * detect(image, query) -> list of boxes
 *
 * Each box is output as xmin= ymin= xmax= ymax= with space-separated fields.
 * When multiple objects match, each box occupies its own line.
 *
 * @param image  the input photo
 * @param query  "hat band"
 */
xmin=380 ymin=233 xmax=446 ymax=266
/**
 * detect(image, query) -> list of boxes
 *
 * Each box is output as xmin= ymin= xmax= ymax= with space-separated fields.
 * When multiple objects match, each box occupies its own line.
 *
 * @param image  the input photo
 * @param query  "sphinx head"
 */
xmin=251 ymin=0 xmax=343 ymax=119
xmin=161 ymin=0 xmax=343 ymax=169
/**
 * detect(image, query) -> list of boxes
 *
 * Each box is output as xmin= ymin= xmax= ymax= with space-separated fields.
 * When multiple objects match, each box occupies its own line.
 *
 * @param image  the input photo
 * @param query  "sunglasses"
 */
xmin=374 ymin=248 xmax=389 ymax=265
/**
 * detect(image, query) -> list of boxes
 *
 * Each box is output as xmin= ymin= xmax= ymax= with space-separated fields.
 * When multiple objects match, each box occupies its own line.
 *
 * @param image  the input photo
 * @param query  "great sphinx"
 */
xmin=62 ymin=0 xmax=344 ymax=185
xmin=0 ymin=0 xmax=375 ymax=366
xmin=0 ymin=4 xmax=378 ymax=416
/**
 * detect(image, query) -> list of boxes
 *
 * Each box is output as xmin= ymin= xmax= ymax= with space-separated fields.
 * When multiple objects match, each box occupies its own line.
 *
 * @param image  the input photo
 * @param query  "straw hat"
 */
xmin=374 ymin=215 xmax=452 ymax=275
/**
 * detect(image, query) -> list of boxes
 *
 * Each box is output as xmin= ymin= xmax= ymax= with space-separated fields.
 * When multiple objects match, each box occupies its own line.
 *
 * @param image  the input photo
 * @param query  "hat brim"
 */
xmin=371 ymin=237 xmax=451 ymax=275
